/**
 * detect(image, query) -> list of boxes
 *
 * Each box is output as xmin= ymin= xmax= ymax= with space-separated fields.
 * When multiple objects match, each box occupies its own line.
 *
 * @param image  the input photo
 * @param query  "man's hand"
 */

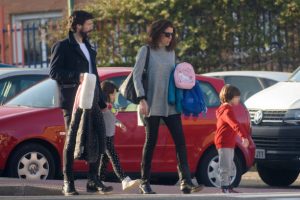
xmin=79 ymin=73 xmax=84 ymax=83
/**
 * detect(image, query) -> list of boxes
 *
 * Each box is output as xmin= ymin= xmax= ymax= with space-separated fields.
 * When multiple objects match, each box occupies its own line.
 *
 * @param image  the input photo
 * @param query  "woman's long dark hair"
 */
xmin=147 ymin=19 xmax=176 ymax=51
xmin=100 ymin=81 xmax=118 ymax=103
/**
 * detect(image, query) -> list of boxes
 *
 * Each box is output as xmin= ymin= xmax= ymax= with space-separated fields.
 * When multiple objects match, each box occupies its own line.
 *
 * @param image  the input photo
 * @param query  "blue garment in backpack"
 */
xmin=168 ymin=68 xmax=183 ymax=113
xmin=168 ymin=69 xmax=176 ymax=105
xmin=181 ymin=80 xmax=207 ymax=117
xmin=168 ymin=65 xmax=206 ymax=117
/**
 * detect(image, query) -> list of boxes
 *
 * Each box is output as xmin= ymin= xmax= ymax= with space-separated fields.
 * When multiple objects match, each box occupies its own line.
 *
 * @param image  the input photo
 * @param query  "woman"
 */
xmin=133 ymin=19 xmax=203 ymax=194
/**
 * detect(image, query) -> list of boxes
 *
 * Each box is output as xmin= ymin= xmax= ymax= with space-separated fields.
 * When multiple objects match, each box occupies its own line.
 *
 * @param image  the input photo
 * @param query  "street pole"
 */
xmin=68 ymin=0 xmax=74 ymax=16
xmin=0 ymin=6 xmax=5 ymax=63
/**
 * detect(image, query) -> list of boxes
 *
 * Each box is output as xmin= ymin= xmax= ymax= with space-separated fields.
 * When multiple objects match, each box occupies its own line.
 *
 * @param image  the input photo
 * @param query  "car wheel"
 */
xmin=8 ymin=143 xmax=56 ymax=180
xmin=257 ymin=163 xmax=299 ymax=187
xmin=195 ymin=148 xmax=242 ymax=187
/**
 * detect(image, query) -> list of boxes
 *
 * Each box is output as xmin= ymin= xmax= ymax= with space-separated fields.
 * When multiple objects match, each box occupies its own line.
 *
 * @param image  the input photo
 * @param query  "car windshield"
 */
xmin=289 ymin=67 xmax=300 ymax=82
xmin=5 ymin=79 xmax=59 ymax=108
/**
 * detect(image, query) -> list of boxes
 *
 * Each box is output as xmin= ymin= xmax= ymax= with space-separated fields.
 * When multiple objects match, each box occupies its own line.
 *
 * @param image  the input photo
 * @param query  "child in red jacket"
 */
xmin=215 ymin=84 xmax=249 ymax=193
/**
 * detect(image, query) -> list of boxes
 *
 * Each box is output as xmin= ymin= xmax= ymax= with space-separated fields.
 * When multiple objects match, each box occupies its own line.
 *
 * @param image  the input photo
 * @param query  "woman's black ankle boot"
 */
xmin=139 ymin=182 xmax=156 ymax=194
xmin=180 ymin=180 xmax=203 ymax=194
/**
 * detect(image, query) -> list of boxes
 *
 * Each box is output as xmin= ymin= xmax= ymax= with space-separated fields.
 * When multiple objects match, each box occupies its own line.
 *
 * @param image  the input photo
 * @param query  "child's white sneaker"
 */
xmin=122 ymin=176 xmax=140 ymax=191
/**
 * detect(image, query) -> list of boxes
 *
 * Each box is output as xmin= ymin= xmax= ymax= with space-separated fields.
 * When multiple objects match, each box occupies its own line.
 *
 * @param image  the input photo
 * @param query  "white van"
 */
xmin=245 ymin=67 xmax=300 ymax=187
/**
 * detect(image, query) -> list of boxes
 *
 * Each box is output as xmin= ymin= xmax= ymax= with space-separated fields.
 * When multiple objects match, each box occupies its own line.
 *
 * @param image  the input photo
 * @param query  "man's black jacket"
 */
xmin=49 ymin=31 xmax=106 ymax=110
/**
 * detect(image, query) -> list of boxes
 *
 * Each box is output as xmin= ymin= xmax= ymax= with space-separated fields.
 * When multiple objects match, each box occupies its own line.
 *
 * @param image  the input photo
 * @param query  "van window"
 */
xmin=260 ymin=78 xmax=277 ymax=88
xmin=289 ymin=68 xmax=300 ymax=82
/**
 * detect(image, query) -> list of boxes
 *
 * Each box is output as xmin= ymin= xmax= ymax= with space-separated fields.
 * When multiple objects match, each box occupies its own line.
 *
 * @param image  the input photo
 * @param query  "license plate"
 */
xmin=255 ymin=149 xmax=266 ymax=159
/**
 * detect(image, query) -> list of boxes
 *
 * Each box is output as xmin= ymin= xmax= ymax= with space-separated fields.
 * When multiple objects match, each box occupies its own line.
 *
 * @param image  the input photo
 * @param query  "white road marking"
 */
xmin=232 ymin=192 xmax=300 ymax=198
xmin=269 ymin=199 xmax=300 ymax=200
xmin=100 ymin=192 xmax=300 ymax=198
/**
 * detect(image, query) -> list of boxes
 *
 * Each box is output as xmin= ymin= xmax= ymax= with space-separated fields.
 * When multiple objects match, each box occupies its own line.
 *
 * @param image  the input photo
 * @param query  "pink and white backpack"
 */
xmin=174 ymin=62 xmax=196 ymax=89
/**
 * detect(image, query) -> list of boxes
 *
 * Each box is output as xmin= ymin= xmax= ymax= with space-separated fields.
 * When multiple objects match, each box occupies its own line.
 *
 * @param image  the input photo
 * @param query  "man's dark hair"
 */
xmin=147 ymin=19 xmax=176 ymax=51
xmin=69 ymin=10 xmax=94 ymax=32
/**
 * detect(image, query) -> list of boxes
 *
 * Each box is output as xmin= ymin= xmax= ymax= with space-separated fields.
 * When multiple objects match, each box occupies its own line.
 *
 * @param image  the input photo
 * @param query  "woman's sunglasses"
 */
xmin=163 ymin=32 xmax=174 ymax=38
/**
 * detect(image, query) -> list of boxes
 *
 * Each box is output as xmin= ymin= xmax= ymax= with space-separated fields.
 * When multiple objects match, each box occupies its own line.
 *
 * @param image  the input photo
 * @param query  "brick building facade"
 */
xmin=0 ymin=0 xmax=89 ymax=65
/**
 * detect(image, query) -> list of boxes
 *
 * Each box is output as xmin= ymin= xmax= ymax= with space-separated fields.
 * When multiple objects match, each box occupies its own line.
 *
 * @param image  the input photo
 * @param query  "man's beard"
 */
xmin=80 ymin=30 xmax=91 ymax=39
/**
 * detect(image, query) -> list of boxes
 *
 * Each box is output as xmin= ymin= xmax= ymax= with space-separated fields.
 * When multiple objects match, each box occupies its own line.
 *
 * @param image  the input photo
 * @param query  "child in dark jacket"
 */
xmin=100 ymin=81 xmax=140 ymax=191
xmin=215 ymin=84 xmax=249 ymax=193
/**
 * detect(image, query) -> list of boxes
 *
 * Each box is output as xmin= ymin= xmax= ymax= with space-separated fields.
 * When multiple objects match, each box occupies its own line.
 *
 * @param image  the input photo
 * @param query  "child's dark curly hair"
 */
xmin=101 ymin=81 xmax=118 ymax=103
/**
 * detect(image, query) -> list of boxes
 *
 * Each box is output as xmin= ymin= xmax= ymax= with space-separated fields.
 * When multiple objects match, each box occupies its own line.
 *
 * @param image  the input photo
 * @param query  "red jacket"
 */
xmin=215 ymin=103 xmax=246 ymax=149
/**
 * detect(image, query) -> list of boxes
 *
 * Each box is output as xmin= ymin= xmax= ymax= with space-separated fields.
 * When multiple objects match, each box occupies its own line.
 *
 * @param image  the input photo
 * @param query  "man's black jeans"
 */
xmin=141 ymin=114 xmax=192 ymax=184
xmin=62 ymin=108 xmax=99 ymax=181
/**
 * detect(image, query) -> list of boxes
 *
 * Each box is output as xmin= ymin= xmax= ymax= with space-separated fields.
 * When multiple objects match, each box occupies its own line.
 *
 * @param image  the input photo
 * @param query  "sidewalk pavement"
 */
xmin=0 ymin=172 xmax=299 ymax=196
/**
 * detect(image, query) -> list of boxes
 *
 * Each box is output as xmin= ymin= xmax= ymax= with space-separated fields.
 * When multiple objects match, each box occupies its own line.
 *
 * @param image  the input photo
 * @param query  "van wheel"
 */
xmin=195 ymin=148 xmax=242 ymax=187
xmin=7 ymin=143 xmax=56 ymax=180
xmin=257 ymin=163 xmax=299 ymax=186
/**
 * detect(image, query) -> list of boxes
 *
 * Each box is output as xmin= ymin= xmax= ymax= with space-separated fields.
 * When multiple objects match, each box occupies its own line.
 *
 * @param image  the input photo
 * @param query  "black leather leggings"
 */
xmin=141 ymin=114 xmax=192 ymax=184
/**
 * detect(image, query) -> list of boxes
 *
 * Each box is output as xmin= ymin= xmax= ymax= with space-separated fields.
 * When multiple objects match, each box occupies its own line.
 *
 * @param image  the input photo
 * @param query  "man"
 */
xmin=49 ymin=10 xmax=112 ymax=196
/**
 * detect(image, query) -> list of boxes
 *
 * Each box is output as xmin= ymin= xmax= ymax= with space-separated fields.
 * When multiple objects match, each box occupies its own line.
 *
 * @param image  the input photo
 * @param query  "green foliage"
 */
xmin=52 ymin=0 xmax=300 ymax=72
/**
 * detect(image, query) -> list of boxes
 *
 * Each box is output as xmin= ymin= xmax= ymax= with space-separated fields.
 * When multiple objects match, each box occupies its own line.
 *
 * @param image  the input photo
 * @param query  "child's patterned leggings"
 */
xmin=98 ymin=136 xmax=126 ymax=181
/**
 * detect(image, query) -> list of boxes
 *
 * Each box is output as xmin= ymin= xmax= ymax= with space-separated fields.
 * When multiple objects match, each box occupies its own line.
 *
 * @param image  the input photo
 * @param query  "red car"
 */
xmin=0 ymin=67 xmax=255 ymax=187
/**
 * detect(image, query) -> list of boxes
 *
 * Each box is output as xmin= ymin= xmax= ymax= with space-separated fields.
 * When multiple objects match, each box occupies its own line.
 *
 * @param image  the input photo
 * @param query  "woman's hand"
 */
xmin=139 ymin=99 xmax=149 ymax=116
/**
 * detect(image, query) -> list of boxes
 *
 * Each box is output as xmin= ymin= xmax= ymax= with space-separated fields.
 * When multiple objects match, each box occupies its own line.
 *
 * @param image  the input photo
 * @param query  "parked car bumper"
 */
xmin=252 ymin=125 xmax=300 ymax=169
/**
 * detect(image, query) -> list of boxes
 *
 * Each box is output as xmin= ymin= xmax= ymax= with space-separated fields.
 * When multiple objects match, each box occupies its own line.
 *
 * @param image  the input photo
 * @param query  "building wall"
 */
xmin=0 ymin=0 xmax=91 ymax=65
xmin=0 ymin=0 xmax=90 ymax=24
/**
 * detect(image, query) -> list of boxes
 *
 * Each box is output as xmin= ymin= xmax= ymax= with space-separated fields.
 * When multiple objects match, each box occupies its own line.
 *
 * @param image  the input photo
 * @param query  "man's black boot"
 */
xmin=62 ymin=180 xmax=79 ymax=196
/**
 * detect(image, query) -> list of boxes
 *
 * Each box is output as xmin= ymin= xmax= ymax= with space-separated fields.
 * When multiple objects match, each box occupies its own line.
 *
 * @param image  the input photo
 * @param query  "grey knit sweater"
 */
xmin=133 ymin=45 xmax=179 ymax=117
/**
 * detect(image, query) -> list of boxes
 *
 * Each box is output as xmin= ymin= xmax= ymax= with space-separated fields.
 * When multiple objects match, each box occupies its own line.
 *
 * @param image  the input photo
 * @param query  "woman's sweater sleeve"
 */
xmin=223 ymin=109 xmax=247 ymax=138
xmin=133 ymin=46 xmax=148 ymax=99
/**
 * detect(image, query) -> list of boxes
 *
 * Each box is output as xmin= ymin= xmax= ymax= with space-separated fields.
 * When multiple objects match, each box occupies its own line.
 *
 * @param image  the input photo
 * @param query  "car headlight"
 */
xmin=284 ymin=109 xmax=300 ymax=125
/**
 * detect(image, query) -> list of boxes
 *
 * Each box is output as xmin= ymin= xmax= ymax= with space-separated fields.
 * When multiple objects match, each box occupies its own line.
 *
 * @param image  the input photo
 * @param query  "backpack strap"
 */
xmin=143 ymin=45 xmax=150 ymax=74
xmin=140 ymin=45 xmax=150 ymax=99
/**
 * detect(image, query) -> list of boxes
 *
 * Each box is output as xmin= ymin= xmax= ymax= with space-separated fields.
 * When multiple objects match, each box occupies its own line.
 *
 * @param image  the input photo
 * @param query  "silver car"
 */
xmin=203 ymin=71 xmax=291 ymax=102
xmin=0 ymin=68 xmax=49 ymax=105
